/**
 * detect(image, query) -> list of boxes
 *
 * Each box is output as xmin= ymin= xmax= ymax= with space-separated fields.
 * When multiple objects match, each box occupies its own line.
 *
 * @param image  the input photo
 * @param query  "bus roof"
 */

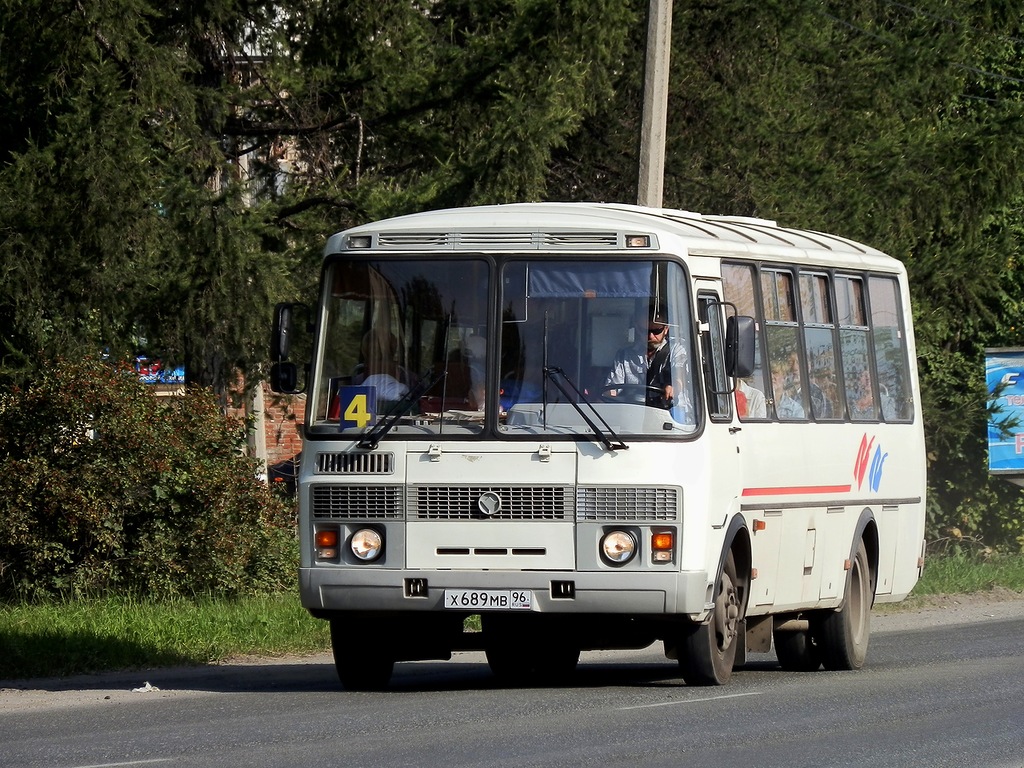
xmin=328 ymin=202 xmax=899 ymax=270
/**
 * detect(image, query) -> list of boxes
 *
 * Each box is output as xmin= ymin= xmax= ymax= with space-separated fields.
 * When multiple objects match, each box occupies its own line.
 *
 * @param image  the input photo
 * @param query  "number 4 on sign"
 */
xmin=338 ymin=386 xmax=376 ymax=430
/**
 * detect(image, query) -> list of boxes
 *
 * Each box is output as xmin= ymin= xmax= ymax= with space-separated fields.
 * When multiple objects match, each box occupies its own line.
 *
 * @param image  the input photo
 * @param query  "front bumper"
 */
xmin=301 ymin=567 xmax=713 ymax=618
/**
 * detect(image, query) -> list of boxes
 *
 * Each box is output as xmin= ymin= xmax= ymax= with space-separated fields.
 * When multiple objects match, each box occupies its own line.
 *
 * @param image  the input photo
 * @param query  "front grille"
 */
xmin=312 ymin=485 xmax=404 ymax=519
xmin=409 ymin=485 xmax=574 ymax=520
xmin=576 ymin=486 xmax=681 ymax=522
xmin=313 ymin=484 xmax=678 ymax=522
xmin=317 ymin=452 xmax=393 ymax=474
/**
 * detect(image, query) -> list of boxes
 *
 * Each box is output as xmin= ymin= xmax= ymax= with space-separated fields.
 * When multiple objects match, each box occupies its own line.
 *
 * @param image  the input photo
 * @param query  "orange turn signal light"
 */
xmin=651 ymin=532 xmax=674 ymax=551
xmin=315 ymin=529 xmax=339 ymax=548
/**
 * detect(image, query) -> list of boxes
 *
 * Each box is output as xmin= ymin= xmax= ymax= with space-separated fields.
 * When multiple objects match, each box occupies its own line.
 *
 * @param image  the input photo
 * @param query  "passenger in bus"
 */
xmin=354 ymin=331 xmax=415 ymax=400
xmin=736 ymin=378 xmax=767 ymax=418
xmin=849 ymin=368 xmax=879 ymax=420
xmin=604 ymin=310 xmax=689 ymax=412
xmin=772 ymin=350 xmax=835 ymax=420
xmin=808 ymin=364 xmax=838 ymax=418
xmin=770 ymin=355 xmax=804 ymax=418
xmin=421 ymin=339 xmax=482 ymax=412
xmin=787 ymin=352 xmax=832 ymax=418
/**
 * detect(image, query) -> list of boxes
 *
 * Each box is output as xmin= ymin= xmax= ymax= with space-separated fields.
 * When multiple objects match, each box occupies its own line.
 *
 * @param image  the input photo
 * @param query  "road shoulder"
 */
xmin=3 ymin=590 xmax=1022 ymax=712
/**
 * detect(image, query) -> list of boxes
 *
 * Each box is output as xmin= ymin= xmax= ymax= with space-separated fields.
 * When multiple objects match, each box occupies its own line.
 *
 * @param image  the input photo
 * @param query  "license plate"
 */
xmin=444 ymin=589 xmax=532 ymax=610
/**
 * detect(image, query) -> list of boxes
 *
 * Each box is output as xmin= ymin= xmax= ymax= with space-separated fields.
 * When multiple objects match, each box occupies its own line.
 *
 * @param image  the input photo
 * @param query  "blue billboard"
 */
xmin=135 ymin=357 xmax=186 ymax=385
xmin=986 ymin=348 xmax=1024 ymax=475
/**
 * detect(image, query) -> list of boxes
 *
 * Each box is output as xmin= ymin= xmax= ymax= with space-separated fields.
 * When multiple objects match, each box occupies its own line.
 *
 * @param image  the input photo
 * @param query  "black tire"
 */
xmin=329 ymin=619 xmax=395 ymax=691
xmin=679 ymin=550 xmax=742 ymax=685
xmin=817 ymin=539 xmax=874 ymax=671
xmin=773 ymin=624 xmax=823 ymax=672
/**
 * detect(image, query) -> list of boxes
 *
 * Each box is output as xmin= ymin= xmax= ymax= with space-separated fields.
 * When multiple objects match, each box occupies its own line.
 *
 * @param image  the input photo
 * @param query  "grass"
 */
xmin=2 ymin=554 xmax=1022 ymax=681
xmin=0 ymin=593 xmax=330 ymax=681
xmin=912 ymin=550 xmax=1024 ymax=595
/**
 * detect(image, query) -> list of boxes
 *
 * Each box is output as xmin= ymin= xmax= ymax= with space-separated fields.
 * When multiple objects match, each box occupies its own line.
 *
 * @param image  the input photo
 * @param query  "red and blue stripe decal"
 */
xmin=742 ymin=433 xmax=887 ymax=497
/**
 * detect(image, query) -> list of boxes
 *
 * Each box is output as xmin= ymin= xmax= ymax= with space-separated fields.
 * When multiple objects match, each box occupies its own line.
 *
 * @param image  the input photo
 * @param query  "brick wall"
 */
xmin=220 ymin=382 xmax=305 ymax=491
xmin=263 ymin=387 xmax=305 ymax=467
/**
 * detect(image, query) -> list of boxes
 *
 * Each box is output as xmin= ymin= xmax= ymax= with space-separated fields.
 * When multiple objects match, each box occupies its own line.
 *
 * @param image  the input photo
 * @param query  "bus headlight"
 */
xmin=600 ymin=530 xmax=637 ymax=565
xmin=350 ymin=528 xmax=384 ymax=562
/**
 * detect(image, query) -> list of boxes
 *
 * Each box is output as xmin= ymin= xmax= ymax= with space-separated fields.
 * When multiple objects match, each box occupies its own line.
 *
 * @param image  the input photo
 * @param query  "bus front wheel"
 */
xmin=678 ymin=550 xmax=742 ymax=685
xmin=329 ymin=619 xmax=395 ymax=691
xmin=817 ymin=539 xmax=874 ymax=671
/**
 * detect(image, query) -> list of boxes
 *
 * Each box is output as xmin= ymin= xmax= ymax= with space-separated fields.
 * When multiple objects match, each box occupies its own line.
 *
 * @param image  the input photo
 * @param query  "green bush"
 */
xmin=0 ymin=357 xmax=296 ymax=600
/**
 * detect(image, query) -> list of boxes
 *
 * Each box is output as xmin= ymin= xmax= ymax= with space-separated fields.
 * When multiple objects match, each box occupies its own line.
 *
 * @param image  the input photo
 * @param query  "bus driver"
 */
xmin=604 ymin=308 xmax=689 ymax=412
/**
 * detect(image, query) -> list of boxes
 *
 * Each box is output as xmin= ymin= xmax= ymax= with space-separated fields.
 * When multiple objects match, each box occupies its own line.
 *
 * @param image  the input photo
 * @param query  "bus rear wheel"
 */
xmin=678 ymin=550 xmax=742 ymax=685
xmin=817 ymin=539 xmax=874 ymax=671
xmin=330 ymin=619 xmax=395 ymax=691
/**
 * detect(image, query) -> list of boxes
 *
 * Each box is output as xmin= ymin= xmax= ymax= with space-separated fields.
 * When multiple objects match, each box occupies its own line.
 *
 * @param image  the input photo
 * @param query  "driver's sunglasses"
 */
xmin=648 ymin=325 xmax=667 ymax=336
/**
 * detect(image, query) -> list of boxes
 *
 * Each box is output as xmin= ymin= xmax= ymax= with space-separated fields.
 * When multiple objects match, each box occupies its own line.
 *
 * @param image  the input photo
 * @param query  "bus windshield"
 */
xmin=498 ymin=259 xmax=696 ymax=436
xmin=310 ymin=256 xmax=697 ymax=439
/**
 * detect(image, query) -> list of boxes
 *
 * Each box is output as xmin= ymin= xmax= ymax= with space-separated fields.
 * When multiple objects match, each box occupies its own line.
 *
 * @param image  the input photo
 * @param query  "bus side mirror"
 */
xmin=726 ymin=315 xmax=755 ymax=379
xmin=270 ymin=302 xmax=309 ymax=394
xmin=270 ymin=362 xmax=299 ymax=393
xmin=271 ymin=303 xmax=294 ymax=360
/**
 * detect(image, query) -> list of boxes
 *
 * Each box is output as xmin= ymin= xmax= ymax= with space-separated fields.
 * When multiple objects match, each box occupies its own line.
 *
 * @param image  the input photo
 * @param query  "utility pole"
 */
xmin=637 ymin=0 xmax=673 ymax=208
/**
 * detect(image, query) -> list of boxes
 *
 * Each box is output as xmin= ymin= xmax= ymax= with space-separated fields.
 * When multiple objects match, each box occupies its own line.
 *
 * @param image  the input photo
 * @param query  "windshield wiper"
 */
xmin=543 ymin=367 xmax=628 ymax=452
xmin=358 ymin=371 xmax=446 ymax=450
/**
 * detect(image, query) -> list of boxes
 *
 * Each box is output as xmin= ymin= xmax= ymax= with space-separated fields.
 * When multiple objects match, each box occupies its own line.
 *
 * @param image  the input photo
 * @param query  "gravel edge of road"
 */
xmin=870 ymin=586 xmax=1024 ymax=630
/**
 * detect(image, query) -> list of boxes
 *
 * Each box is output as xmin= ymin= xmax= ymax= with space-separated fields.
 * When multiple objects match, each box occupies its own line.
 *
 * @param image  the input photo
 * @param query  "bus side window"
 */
xmin=799 ymin=272 xmax=842 ymax=420
xmin=722 ymin=263 xmax=768 ymax=420
xmin=762 ymin=269 xmax=808 ymax=420
xmin=837 ymin=276 xmax=876 ymax=421
xmin=868 ymin=276 xmax=913 ymax=421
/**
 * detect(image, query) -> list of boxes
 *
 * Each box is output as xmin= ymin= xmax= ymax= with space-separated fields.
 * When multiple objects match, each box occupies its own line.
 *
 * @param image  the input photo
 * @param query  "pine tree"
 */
xmin=0 ymin=0 xmax=304 ymax=387
xmin=550 ymin=0 xmax=1024 ymax=547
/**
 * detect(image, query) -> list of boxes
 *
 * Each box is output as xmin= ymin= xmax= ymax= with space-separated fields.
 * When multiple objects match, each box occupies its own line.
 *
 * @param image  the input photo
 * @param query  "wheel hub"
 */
xmin=715 ymin=572 xmax=740 ymax=651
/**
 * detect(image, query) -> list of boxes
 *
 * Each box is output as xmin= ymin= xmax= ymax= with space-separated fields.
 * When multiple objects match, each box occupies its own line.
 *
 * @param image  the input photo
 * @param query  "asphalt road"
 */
xmin=2 ymin=597 xmax=1023 ymax=768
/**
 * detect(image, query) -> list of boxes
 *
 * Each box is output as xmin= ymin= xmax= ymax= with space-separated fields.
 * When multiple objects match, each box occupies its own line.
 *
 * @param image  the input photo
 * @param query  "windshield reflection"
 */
xmin=309 ymin=257 xmax=697 ymax=439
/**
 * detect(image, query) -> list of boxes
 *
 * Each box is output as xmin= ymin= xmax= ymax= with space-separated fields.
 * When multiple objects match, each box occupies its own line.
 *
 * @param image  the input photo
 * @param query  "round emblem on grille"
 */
xmin=477 ymin=491 xmax=502 ymax=517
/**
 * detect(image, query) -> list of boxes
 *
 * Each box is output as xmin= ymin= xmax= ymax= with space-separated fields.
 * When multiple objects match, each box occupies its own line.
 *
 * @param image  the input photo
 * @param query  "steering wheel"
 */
xmin=598 ymin=384 xmax=667 ymax=405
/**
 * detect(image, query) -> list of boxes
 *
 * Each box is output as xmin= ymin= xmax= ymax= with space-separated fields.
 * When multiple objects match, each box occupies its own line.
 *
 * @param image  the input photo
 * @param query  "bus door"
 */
xmin=696 ymin=286 xmax=744 ymax=540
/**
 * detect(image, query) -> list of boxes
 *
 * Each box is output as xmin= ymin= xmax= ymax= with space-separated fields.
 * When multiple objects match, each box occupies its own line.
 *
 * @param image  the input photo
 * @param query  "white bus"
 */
xmin=270 ymin=203 xmax=926 ymax=689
